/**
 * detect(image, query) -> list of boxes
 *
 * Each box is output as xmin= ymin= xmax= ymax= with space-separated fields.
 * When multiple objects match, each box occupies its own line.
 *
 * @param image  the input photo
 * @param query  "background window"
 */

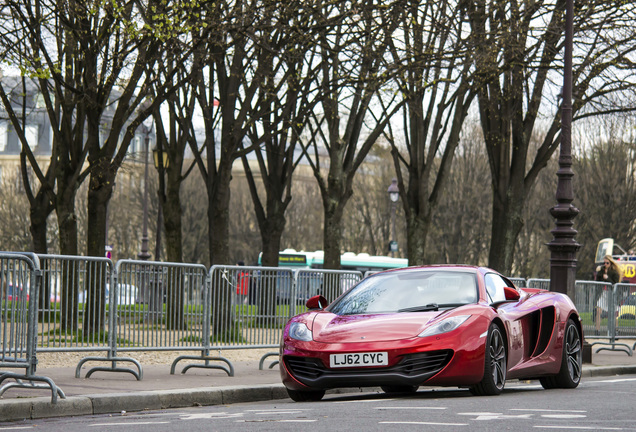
xmin=0 ymin=121 xmax=7 ymax=152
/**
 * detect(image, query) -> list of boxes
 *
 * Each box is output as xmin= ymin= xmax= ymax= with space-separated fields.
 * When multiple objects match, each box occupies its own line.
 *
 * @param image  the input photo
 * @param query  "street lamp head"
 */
xmin=152 ymin=147 xmax=169 ymax=169
xmin=387 ymin=178 xmax=399 ymax=203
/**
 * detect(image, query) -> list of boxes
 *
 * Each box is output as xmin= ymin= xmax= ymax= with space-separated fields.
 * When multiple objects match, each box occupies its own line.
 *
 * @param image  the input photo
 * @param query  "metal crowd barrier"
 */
xmin=37 ymin=254 xmax=113 ymax=353
xmin=77 ymin=259 xmax=209 ymax=379
xmin=255 ymin=267 xmax=362 ymax=369
xmin=508 ymin=277 xmax=526 ymax=287
xmin=573 ymin=281 xmax=636 ymax=356
xmin=294 ymin=269 xmax=362 ymax=315
xmin=200 ymin=265 xmax=295 ymax=373
xmin=0 ymin=253 xmax=65 ymax=403
xmin=526 ymin=278 xmax=551 ymax=290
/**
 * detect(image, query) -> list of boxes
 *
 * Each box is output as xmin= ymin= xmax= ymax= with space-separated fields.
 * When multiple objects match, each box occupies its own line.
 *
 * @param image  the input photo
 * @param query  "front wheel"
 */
xmin=540 ymin=318 xmax=582 ymax=389
xmin=286 ymin=388 xmax=325 ymax=402
xmin=470 ymin=323 xmax=506 ymax=396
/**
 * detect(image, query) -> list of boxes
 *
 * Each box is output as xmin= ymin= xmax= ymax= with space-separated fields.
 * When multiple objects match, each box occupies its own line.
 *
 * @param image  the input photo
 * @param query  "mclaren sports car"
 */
xmin=279 ymin=265 xmax=583 ymax=402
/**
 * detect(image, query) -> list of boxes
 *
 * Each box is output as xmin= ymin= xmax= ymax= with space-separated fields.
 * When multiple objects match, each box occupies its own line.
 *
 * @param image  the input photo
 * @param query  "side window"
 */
xmin=484 ymin=273 xmax=507 ymax=303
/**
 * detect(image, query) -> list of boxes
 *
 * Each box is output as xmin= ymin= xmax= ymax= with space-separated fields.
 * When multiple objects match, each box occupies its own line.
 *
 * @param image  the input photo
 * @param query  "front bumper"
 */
xmin=282 ymin=350 xmax=453 ymax=389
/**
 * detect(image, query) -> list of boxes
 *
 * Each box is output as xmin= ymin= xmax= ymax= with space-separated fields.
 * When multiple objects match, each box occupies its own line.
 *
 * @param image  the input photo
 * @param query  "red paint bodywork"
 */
xmin=280 ymin=265 xmax=580 ymax=392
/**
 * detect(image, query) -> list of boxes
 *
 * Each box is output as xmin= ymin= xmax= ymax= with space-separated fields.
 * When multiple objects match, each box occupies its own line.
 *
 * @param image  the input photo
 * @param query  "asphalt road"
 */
xmin=3 ymin=375 xmax=635 ymax=432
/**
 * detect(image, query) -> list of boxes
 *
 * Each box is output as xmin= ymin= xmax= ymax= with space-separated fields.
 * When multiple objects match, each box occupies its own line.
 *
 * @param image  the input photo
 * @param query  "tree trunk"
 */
xmin=260 ymin=219 xmax=284 ymax=268
xmin=488 ymin=188 xmax=525 ymax=274
xmin=163 ymin=178 xmax=183 ymax=263
xmin=323 ymin=199 xmax=345 ymax=270
xmin=30 ymin=192 xmax=52 ymax=313
xmin=258 ymin=212 xmax=285 ymax=317
xmin=84 ymin=169 xmax=114 ymax=336
xmin=405 ymin=211 xmax=430 ymax=266
xmin=210 ymin=166 xmax=232 ymax=265
xmin=56 ymin=193 xmax=79 ymax=333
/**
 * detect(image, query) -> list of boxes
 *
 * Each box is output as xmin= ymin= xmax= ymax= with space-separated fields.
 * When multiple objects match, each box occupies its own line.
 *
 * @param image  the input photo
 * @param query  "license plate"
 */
xmin=329 ymin=352 xmax=389 ymax=368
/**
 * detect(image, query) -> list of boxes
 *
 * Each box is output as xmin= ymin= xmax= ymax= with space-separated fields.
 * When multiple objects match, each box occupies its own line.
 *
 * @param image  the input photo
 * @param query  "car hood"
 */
xmin=311 ymin=311 xmax=443 ymax=343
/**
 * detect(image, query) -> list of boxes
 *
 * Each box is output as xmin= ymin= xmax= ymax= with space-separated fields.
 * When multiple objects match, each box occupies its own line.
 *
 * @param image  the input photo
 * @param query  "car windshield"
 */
xmin=328 ymin=269 xmax=478 ymax=316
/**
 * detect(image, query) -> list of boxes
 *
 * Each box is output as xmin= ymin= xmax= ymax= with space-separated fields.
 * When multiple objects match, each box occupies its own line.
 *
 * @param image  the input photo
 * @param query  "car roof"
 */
xmin=376 ymin=264 xmax=487 ymax=274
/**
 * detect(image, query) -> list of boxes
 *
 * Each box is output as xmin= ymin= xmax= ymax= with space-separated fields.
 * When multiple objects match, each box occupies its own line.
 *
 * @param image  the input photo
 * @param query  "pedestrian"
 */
xmin=594 ymin=255 xmax=621 ymax=334
xmin=236 ymin=261 xmax=249 ymax=305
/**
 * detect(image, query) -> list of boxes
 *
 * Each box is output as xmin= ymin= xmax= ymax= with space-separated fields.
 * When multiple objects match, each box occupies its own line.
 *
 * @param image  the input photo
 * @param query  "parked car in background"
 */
xmin=77 ymin=284 xmax=138 ymax=306
xmin=618 ymin=293 xmax=636 ymax=320
xmin=5 ymin=284 xmax=28 ymax=302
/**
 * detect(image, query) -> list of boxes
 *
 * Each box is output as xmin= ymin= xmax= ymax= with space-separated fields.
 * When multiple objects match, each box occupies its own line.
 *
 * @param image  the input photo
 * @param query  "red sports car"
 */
xmin=279 ymin=265 xmax=583 ymax=401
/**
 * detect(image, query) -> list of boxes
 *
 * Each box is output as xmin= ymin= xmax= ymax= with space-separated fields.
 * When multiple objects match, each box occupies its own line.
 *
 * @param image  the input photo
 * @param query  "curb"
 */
xmin=0 ymin=384 xmax=289 ymax=422
xmin=581 ymin=365 xmax=636 ymax=378
xmin=1 ymin=366 xmax=635 ymax=422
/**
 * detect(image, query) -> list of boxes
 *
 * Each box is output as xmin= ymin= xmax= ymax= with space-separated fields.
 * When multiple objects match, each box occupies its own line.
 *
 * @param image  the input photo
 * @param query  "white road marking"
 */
xmin=255 ymin=411 xmax=309 ymax=415
xmin=458 ymin=412 xmax=533 ymax=420
xmin=541 ymin=414 xmax=587 ymax=419
xmin=278 ymin=420 xmax=318 ymax=422
xmin=246 ymin=409 xmax=309 ymax=412
xmin=0 ymin=428 xmax=35 ymax=430
xmin=596 ymin=378 xmax=636 ymax=383
xmin=380 ymin=421 xmax=468 ymax=426
xmin=334 ymin=398 xmax=396 ymax=403
xmin=179 ymin=412 xmax=243 ymax=420
xmin=375 ymin=406 xmax=446 ymax=410
xmin=235 ymin=419 xmax=317 ymax=423
xmin=90 ymin=422 xmax=170 ymax=426
xmin=510 ymin=409 xmax=586 ymax=413
xmin=534 ymin=426 xmax=622 ymax=430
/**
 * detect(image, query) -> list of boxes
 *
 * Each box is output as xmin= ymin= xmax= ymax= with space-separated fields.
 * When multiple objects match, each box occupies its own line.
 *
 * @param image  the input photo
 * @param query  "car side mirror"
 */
xmin=306 ymin=295 xmax=328 ymax=310
xmin=504 ymin=286 xmax=521 ymax=301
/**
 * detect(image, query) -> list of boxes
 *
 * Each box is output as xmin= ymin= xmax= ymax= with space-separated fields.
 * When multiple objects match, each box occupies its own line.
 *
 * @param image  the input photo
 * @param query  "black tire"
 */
xmin=286 ymin=388 xmax=325 ymax=402
xmin=470 ymin=323 xmax=506 ymax=396
xmin=381 ymin=385 xmax=419 ymax=394
xmin=540 ymin=318 xmax=582 ymax=390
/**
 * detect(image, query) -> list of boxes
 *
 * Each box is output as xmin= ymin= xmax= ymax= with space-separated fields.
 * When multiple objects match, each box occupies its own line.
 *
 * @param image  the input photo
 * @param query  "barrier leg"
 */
xmin=0 ymin=372 xmax=66 ymax=404
xmin=170 ymin=351 xmax=234 ymax=376
xmin=75 ymin=355 xmax=143 ymax=380
xmin=259 ymin=352 xmax=279 ymax=370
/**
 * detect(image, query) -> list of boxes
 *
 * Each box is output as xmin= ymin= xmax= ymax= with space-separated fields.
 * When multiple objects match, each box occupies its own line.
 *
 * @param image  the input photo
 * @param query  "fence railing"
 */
xmin=3 ymin=252 xmax=636 ymax=403
xmin=16 ymin=256 xmax=361 ymax=386
xmin=526 ymin=278 xmax=551 ymax=290
xmin=0 ymin=253 xmax=65 ymax=403
xmin=576 ymin=282 xmax=636 ymax=356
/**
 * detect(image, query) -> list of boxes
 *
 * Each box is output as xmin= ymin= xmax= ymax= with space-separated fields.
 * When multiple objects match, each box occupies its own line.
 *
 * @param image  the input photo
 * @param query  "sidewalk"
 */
xmin=1 ymin=347 xmax=635 ymax=422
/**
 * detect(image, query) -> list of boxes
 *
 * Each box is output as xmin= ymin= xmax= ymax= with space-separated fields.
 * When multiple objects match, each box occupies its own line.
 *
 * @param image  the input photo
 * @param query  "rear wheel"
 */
xmin=540 ymin=318 xmax=582 ymax=389
xmin=470 ymin=323 xmax=506 ymax=396
xmin=381 ymin=385 xmax=419 ymax=394
xmin=286 ymin=388 xmax=325 ymax=402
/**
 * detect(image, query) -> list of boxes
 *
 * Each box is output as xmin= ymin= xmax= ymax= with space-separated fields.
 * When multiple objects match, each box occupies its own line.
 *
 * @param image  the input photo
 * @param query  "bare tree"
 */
xmin=465 ymin=0 xmax=636 ymax=274
xmin=188 ymin=0 xmax=274 ymax=266
xmin=0 ymin=0 xmax=200 ymax=333
xmin=385 ymin=0 xmax=475 ymax=265
xmin=241 ymin=2 xmax=324 ymax=268
xmin=429 ymin=121 xmax=492 ymax=266
xmin=300 ymin=0 xmax=404 ymax=269
xmin=574 ymin=117 xmax=636 ymax=279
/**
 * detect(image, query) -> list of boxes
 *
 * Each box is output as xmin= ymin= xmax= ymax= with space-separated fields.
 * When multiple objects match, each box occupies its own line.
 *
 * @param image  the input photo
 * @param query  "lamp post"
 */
xmin=548 ymin=0 xmax=579 ymax=299
xmin=138 ymin=124 xmax=152 ymax=261
xmin=387 ymin=178 xmax=399 ymax=257
xmin=548 ymin=0 xmax=590 ymax=363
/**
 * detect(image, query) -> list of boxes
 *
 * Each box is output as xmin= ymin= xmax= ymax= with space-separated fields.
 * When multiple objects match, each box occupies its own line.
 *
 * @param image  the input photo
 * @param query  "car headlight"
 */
xmin=418 ymin=315 xmax=471 ymax=338
xmin=289 ymin=322 xmax=313 ymax=341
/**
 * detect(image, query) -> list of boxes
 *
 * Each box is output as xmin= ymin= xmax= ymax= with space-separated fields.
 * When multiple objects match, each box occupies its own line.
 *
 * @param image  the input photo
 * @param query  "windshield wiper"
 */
xmin=398 ymin=303 xmax=439 ymax=312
